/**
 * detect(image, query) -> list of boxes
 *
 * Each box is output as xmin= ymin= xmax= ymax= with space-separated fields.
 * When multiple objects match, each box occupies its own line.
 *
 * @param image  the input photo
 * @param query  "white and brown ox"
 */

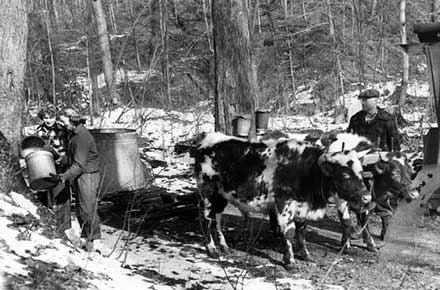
xmin=321 ymin=133 xmax=420 ymax=252
xmin=193 ymin=132 xmax=371 ymax=267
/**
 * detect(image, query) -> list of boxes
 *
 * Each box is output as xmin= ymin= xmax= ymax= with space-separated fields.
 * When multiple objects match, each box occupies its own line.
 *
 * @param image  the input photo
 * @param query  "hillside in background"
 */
xmin=24 ymin=0 xmax=435 ymax=117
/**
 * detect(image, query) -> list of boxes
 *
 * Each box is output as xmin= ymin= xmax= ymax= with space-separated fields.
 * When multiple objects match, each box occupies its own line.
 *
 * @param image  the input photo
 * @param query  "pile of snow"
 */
xmin=0 ymin=190 xmax=346 ymax=290
xmin=0 ymin=191 xmax=163 ymax=290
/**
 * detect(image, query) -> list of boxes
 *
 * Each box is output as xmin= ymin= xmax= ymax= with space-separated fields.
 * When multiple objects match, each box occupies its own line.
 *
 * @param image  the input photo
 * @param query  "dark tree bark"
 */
xmin=212 ymin=0 xmax=259 ymax=135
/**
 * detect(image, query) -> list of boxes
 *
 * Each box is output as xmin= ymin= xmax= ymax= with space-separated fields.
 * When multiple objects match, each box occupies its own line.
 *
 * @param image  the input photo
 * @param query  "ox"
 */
xmin=193 ymin=132 xmax=371 ymax=267
xmin=321 ymin=133 xmax=419 ymax=251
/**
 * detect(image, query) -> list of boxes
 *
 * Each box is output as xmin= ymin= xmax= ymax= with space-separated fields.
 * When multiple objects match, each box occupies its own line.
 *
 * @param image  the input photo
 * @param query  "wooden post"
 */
xmin=424 ymin=42 xmax=440 ymax=164
xmin=412 ymin=23 xmax=440 ymax=164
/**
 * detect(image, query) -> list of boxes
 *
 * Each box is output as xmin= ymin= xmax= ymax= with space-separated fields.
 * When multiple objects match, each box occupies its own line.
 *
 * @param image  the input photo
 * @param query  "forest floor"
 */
xmin=4 ymin=83 xmax=440 ymax=289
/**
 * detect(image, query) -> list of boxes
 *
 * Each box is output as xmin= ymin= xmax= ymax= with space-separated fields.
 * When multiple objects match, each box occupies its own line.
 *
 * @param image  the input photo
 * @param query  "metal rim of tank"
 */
xmin=90 ymin=128 xmax=138 ymax=142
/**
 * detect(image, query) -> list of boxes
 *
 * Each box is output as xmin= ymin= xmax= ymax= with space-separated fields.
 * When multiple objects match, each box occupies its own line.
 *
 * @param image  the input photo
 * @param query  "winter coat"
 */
xmin=347 ymin=107 xmax=400 ymax=151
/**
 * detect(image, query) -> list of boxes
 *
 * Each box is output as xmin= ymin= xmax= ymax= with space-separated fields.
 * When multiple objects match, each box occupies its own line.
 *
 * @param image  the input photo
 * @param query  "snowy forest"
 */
xmin=0 ymin=0 xmax=440 ymax=289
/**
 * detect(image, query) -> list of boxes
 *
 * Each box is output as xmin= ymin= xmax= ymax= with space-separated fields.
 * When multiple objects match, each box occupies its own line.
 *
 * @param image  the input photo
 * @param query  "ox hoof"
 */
xmin=298 ymin=251 xmax=312 ymax=262
xmin=375 ymin=241 xmax=386 ymax=249
xmin=206 ymin=248 xmax=220 ymax=259
xmin=340 ymin=246 xmax=354 ymax=255
xmin=219 ymin=246 xmax=231 ymax=254
xmin=283 ymin=262 xmax=298 ymax=271
xmin=366 ymin=245 xmax=379 ymax=253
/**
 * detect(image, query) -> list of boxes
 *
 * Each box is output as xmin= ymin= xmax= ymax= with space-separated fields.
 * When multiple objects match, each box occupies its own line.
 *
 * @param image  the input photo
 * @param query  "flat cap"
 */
xmin=358 ymin=89 xmax=380 ymax=99
xmin=61 ymin=107 xmax=83 ymax=122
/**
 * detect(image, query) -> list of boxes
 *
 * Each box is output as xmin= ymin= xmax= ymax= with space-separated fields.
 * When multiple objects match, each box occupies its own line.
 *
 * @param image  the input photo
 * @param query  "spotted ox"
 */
xmin=322 ymin=133 xmax=420 ymax=251
xmin=193 ymin=132 xmax=371 ymax=267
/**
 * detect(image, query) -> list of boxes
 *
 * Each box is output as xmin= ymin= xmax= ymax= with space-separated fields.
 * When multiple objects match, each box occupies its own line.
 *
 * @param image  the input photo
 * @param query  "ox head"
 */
xmin=318 ymin=132 xmax=375 ymax=153
xmin=366 ymin=152 xmax=419 ymax=203
xmin=318 ymin=150 xmax=372 ymax=212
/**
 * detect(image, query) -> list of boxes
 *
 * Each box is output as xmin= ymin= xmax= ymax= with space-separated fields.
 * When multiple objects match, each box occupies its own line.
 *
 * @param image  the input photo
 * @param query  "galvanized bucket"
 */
xmin=255 ymin=110 xmax=269 ymax=134
xmin=232 ymin=116 xmax=251 ymax=137
xmin=25 ymin=149 xmax=57 ymax=191
xmin=20 ymin=135 xmax=45 ymax=158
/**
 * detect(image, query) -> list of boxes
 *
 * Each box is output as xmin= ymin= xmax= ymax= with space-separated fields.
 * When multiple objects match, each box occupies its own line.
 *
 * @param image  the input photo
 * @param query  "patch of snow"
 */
xmin=10 ymin=191 xmax=40 ymax=219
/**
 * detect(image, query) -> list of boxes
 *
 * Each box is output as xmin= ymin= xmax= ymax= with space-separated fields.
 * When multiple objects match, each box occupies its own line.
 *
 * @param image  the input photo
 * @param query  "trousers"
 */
xmin=74 ymin=171 xmax=101 ymax=241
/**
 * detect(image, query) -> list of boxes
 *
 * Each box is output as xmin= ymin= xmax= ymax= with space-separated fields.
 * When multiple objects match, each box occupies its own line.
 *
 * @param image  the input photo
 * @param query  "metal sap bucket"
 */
xmin=25 ymin=150 xmax=57 ymax=191
xmin=255 ymin=110 xmax=269 ymax=134
xmin=90 ymin=128 xmax=147 ymax=194
xmin=423 ymin=127 xmax=438 ymax=165
xmin=232 ymin=116 xmax=251 ymax=137
xmin=20 ymin=135 xmax=45 ymax=158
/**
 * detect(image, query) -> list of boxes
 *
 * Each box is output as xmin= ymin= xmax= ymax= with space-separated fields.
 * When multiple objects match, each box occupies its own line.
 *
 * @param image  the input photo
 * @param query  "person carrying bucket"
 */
xmin=57 ymin=108 xmax=102 ymax=253
xmin=26 ymin=104 xmax=72 ymax=238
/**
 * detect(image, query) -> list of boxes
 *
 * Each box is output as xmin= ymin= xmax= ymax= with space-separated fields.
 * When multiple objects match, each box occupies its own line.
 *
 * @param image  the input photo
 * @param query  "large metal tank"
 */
xmin=90 ymin=128 xmax=148 ymax=194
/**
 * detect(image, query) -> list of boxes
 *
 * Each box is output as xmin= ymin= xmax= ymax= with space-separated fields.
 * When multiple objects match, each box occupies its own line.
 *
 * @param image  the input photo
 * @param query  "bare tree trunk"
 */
xmin=87 ymin=1 xmax=100 ymax=115
xmin=432 ymin=0 xmax=440 ymax=22
xmin=160 ymin=0 xmax=171 ymax=108
xmin=0 ymin=0 xmax=27 ymax=154
xmin=202 ymin=0 xmax=213 ymax=51
xmin=283 ymin=0 xmax=294 ymax=114
xmin=129 ymin=0 xmax=142 ymax=71
xmin=86 ymin=36 xmax=94 ymax=126
xmin=327 ymin=0 xmax=345 ymax=105
xmin=0 ymin=0 xmax=27 ymax=193
xmin=399 ymin=0 xmax=409 ymax=106
xmin=212 ymin=0 xmax=258 ymax=135
xmin=91 ymin=0 xmax=118 ymax=105
xmin=352 ymin=0 xmax=364 ymax=87
xmin=370 ymin=0 xmax=378 ymax=19
xmin=45 ymin=0 xmax=56 ymax=105
xmin=109 ymin=0 xmax=117 ymax=33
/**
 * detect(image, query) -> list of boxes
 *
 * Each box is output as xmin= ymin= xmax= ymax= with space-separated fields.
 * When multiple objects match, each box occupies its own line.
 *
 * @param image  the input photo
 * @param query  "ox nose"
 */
xmin=408 ymin=189 xmax=419 ymax=200
xmin=362 ymin=193 xmax=372 ymax=204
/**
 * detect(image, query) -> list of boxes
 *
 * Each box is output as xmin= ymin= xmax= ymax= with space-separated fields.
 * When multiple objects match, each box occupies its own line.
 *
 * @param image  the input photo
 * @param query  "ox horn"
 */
xmin=318 ymin=153 xmax=328 ymax=166
xmin=356 ymin=149 xmax=371 ymax=159
xmin=374 ymin=163 xmax=385 ymax=175
xmin=378 ymin=151 xmax=389 ymax=161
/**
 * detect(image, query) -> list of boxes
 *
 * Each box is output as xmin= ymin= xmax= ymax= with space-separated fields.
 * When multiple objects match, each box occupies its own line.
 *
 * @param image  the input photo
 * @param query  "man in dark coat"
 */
xmin=347 ymin=89 xmax=401 ymax=238
xmin=347 ymin=89 xmax=400 ymax=151
xmin=58 ymin=108 xmax=102 ymax=253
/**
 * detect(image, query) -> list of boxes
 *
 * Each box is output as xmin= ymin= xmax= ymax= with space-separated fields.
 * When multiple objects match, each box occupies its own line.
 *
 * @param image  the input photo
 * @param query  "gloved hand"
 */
xmin=49 ymin=173 xmax=66 ymax=183
xmin=58 ymin=173 xmax=66 ymax=183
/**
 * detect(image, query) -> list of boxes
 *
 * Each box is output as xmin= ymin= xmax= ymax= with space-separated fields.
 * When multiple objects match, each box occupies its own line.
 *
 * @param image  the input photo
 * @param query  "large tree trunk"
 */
xmin=212 ymin=0 xmax=258 ymax=135
xmin=0 ymin=0 xmax=27 ymax=191
xmin=91 ymin=0 xmax=118 ymax=104
xmin=0 ymin=0 xmax=27 ymax=153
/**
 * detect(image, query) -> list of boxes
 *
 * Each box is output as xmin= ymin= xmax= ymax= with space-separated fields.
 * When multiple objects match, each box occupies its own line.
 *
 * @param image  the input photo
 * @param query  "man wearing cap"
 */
xmin=348 ymin=89 xmax=400 ymax=151
xmin=58 ymin=108 xmax=102 ymax=253
xmin=348 ymin=89 xmax=400 ymax=249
